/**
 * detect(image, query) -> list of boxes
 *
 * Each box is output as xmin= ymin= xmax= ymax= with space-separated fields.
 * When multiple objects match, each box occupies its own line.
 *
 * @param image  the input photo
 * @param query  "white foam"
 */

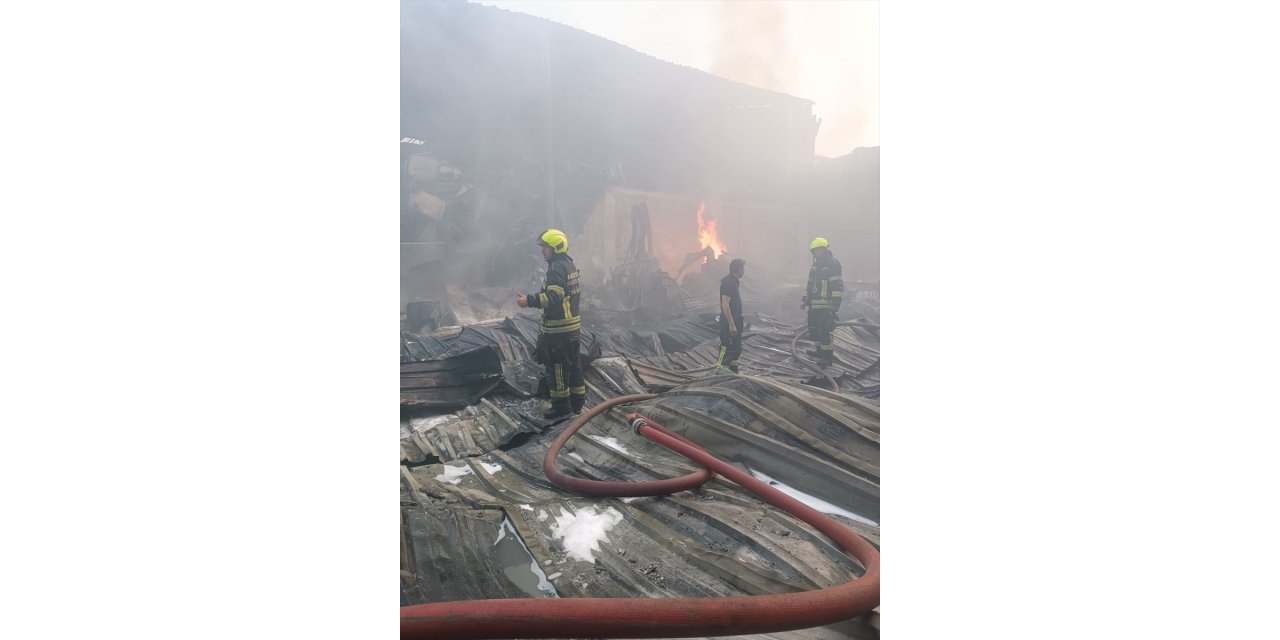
xmin=434 ymin=463 xmax=473 ymax=485
xmin=546 ymin=572 xmax=562 ymax=580
xmin=413 ymin=414 xmax=454 ymax=433
xmin=747 ymin=468 xmax=879 ymax=527
xmin=586 ymin=435 xmax=631 ymax=455
xmin=550 ymin=505 xmax=625 ymax=563
xmin=519 ymin=504 xmax=534 ymax=512
xmin=479 ymin=461 xmax=503 ymax=474
xmin=568 ymin=452 xmax=586 ymax=463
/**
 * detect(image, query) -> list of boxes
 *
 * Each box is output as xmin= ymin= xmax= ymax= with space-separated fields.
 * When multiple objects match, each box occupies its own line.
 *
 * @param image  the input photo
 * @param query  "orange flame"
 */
xmin=696 ymin=202 xmax=727 ymax=259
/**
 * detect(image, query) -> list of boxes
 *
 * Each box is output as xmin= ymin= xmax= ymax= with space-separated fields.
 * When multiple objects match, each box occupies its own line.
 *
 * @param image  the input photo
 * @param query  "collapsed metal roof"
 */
xmin=401 ymin=307 xmax=880 ymax=639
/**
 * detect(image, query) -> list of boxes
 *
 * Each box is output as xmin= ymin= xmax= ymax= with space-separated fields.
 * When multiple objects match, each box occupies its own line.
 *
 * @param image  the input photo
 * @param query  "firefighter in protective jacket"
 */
xmin=802 ymin=237 xmax=843 ymax=366
xmin=516 ymin=229 xmax=585 ymax=420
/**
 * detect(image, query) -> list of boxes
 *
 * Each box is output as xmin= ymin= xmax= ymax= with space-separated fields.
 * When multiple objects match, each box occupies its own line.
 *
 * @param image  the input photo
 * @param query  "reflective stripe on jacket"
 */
xmin=806 ymin=253 xmax=843 ymax=311
xmin=527 ymin=253 xmax=582 ymax=335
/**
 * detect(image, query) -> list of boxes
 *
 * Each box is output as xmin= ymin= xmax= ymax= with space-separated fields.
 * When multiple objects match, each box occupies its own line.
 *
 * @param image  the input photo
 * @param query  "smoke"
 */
xmin=475 ymin=0 xmax=879 ymax=155
xmin=705 ymin=0 xmax=879 ymax=155
xmin=709 ymin=1 xmax=793 ymax=93
xmin=401 ymin=1 xmax=881 ymax=317
xmin=818 ymin=108 xmax=872 ymax=158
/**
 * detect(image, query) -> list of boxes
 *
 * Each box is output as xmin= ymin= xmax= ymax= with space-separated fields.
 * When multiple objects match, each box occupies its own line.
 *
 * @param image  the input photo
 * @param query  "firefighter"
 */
xmin=516 ymin=229 xmax=585 ymax=420
xmin=802 ymin=237 xmax=843 ymax=367
xmin=716 ymin=258 xmax=746 ymax=373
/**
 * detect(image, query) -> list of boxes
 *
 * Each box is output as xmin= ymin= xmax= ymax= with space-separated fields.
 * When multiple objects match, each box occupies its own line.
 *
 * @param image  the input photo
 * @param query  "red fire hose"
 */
xmin=543 ymin=393 xmax=714 ymax=496
xmin=790 ymin=328 xmax=840 ymax=392
xmin=401 ymin=395 xmax=881 ymax=639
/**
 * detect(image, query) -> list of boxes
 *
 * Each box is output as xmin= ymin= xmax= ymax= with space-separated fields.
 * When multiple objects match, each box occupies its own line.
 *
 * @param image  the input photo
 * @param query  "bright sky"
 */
xmin=476 ymin=0 xmax=879 ymax=158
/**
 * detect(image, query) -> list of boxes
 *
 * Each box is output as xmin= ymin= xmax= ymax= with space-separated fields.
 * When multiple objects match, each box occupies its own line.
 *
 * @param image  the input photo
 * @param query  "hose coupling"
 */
xmin=630 ymin=416 xmax=649 ymax=435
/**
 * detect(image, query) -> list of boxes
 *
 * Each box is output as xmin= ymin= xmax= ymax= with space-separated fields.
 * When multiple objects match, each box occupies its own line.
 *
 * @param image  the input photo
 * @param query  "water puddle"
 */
xmin=747 ymin=467 xmax=880 ymax=527
xmin=493 ymin=517 xmax=559 ymax=598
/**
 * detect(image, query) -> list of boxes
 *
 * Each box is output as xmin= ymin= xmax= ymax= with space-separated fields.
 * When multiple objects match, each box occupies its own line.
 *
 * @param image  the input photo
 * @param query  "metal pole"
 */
xmin=545 ymin=30 xmax=555 ymax=226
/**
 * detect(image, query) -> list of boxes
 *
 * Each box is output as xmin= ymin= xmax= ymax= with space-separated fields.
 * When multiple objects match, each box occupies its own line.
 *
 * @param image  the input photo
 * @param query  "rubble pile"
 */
xmin=401 ymin=150 xmax=472 ymax=247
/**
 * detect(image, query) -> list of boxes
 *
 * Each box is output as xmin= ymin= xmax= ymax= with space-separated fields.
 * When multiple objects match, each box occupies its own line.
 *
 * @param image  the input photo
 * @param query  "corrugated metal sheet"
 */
xmin=400 ymin=321 xmax=881 ymax=639
xmin=630 ymin=319 xmax=880 ymax=402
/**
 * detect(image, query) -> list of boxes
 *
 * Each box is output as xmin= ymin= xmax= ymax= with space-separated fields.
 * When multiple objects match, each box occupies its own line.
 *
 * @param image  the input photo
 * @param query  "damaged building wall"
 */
xmin=578 ymin=187 xmax=809 ymax=289
xmin=400 ymin=0 xmax=879 ymax=327
xmin=399 ymin=156 xmax=880 ymax=328
xmin=400 ymin=139 xmax=550 ymax=315
xmin=401 ymin=0 xmax=818 ymax=207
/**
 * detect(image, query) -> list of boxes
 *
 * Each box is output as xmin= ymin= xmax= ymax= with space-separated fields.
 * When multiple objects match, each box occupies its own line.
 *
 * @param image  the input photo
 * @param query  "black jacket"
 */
xmin=527 ymin=253 xmax=582 ymax=336
xmin=806 ymin=251 xmax=843 ymax=312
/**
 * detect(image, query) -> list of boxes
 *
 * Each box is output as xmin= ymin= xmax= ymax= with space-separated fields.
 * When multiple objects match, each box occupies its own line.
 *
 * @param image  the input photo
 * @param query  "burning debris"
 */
xmin=695 ymin=201 xmax=728 ymax=262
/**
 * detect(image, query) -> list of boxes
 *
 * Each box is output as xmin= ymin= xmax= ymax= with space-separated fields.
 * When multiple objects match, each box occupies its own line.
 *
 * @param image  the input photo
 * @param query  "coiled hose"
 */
xmin=401 ymin=394 xmax=881 ymax=639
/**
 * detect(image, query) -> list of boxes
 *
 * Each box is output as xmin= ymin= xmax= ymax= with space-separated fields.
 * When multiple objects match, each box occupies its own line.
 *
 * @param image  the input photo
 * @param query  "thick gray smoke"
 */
xmin=710 ymin=0 xmax=793 ymax=94
xmin=401 ymin=1 xmax=879 ymax=330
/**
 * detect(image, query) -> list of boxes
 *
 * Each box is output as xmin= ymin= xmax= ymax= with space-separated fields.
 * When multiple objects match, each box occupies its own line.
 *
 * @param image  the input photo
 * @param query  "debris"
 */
xmin=400 ymin=2 xmax=881 ymax=633
xmin=400 ymin=329 xmax=504 ymax=409
xmin=412 ymin=192 xmax=445 ymax=220
xmin=405 ymin=300 xmax=441 ymax=334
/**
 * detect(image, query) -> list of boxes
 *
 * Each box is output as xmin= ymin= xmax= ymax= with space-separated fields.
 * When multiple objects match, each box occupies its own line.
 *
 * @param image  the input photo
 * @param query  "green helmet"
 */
xmin=809 ymin=237 xmax=830 ymax=250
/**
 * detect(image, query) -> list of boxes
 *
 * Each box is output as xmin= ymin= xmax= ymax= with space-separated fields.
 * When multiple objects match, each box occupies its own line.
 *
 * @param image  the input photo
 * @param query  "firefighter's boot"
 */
xmin=543 ymin=400 xmax=574 ymax=421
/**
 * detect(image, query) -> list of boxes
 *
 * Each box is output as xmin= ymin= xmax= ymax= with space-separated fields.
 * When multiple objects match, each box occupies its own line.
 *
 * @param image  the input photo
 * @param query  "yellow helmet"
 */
xmin=537 ymin=228 xmax=569 ymax=254
xmin=809 ymin=237 xmax=830 ymax=250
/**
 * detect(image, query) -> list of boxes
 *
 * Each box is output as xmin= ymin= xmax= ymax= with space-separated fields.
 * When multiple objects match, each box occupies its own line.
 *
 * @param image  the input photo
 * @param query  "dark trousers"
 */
xmin=542 ymin=334 xmax=585 ymax=411
xmin=807 ymin=309 xmax=836 ymax=362
xmin=717 ymin=322 xmax=742 ymax=373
